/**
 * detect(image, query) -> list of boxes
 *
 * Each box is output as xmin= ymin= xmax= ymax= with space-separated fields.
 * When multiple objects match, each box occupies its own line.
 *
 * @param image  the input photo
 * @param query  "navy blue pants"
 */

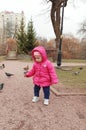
xmin=34 ymin=84 xmax=50 ymax=99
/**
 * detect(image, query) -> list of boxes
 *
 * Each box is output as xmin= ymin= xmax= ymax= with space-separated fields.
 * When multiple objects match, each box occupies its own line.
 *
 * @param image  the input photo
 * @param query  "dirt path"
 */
xmin=0 ymin=60 xmax=86 ymax=130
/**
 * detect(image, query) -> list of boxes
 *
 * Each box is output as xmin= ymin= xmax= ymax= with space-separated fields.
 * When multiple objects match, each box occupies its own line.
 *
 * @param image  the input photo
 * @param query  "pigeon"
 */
xmin=23 ymin=65 xmax=29 ymax=71
xmin=74 ymin=71 xmax=80 ymax=75
xmin=0 ymin=83 xmax=4 ymax=90
xmin=2 ymin=64 xmax=5 ymax=68
xmin=0 ymin=64 xmax=5 ymax=69
xmin=78 ymin=67 xmax=83 ymax=70
xmin=5 ymin=72 xmax=14 ymax=77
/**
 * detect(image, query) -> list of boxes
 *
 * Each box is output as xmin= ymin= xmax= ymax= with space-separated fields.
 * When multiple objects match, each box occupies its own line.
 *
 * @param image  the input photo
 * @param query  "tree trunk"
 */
xmin=50 ymin=0 xmax=68 ymax=48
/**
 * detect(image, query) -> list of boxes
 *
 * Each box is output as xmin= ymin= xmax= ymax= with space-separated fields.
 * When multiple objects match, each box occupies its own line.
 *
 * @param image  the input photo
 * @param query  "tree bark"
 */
xmin=49 ymin=0 xmax=68 ymax=48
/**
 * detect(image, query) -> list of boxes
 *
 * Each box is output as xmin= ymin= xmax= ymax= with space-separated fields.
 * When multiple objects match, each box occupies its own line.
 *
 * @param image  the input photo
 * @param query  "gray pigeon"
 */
xmin=78 ymin=67 xmax=83 ymax=70
xmin=2 ymin=64 xmax=5 ymax=68
xmin=0 ymin=83 xmax=4 ymax=90
xmin=0 ymin=64 xmax=5 ymax=69
xmin=5 ymin=72 xmax=14 ymax=77
xmin=74 ymin=71 xmax=80 ymax=75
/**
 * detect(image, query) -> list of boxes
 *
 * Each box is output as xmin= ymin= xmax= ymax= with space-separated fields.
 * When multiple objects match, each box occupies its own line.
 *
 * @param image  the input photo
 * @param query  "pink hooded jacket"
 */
xmin=25 ymin=46 xmax=59 ymax=87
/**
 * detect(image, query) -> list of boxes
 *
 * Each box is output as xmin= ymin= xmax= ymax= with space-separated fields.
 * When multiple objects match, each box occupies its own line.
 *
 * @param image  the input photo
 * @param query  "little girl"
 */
xmin=25 ymin=46 xmax=59 ymax=105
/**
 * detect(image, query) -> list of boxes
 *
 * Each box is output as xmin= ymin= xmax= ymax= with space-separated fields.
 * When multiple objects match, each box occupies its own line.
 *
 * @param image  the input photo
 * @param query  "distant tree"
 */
xmin=79 ymin=39 xmax=86 ymax=59
xmin=26 ymin=18 xmax=37 ymax=51
xmin=77 ymin=19 xmax=86 ymax=59
xmin=78 ymin=19 xmax=86 ymax=39
xmin=47 ymin=39 xmax=56 ymax=49
xmin=16 ymin=17 xmax=27 ymax=53
xmin=37 ymin=36 xmax=47 ymax=47
xmin=62 ymin=36 xmax=80 ymax=59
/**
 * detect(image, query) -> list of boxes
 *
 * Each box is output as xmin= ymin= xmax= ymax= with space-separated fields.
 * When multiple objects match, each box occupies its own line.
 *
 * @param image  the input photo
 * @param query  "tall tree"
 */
xmin=16 ymin=17 xmax=27 ymax=53
xmin=46 ymin=0 xmax=68 ymax=48
xmin=26 ymin=18 xmax=36 ymax=51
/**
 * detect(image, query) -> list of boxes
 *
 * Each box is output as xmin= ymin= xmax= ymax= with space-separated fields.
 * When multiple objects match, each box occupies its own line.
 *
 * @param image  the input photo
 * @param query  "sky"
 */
xmin=0 ymin=0 xmax=86 ymax=40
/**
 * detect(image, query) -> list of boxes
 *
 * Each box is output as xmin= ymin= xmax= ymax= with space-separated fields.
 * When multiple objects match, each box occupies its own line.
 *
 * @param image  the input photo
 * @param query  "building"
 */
xmin=0 ymin=11 xmax=25 ymax=44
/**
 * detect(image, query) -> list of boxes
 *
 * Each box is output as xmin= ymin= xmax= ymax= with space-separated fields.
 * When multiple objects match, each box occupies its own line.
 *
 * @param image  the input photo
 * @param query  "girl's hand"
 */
xmin=24 ymin=71 xmax=29 ymax=77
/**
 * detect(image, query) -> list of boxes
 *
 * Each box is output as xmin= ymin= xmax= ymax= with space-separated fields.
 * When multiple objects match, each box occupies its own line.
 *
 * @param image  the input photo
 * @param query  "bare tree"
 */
xmin=78 ymin=20 xmax=86 ymax=38
xmin=46 ymin=0 xmax=68 ymax=48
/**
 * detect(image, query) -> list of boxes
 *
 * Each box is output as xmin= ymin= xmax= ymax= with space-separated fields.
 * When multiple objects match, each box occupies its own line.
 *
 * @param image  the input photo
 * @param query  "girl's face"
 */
xmin=34 ymin=55 xmax=42 ymax=62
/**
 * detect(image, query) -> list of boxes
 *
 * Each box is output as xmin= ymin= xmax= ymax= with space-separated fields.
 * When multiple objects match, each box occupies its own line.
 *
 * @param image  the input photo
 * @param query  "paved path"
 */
xmin=61 ymin=62 xmax=86 ymax=66
xmin=0 ymin=60 xmax=86 ymax=130
xmin=54 ymin=62 xmax=86 ymax=67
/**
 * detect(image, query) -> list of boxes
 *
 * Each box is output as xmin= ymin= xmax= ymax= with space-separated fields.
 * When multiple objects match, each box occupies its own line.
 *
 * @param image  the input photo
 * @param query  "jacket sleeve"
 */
xmin=47 ymin=61 xmax=59 ymax=84
xmin=25 ymin=64 xmax=35 ymax=77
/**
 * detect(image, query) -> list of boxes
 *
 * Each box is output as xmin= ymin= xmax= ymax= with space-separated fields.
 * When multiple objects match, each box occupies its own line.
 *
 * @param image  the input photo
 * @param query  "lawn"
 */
xmin=56 ymin=66 xmax=86 ymax=88
xmin=0 ymin=55 xmax=6 ymax=61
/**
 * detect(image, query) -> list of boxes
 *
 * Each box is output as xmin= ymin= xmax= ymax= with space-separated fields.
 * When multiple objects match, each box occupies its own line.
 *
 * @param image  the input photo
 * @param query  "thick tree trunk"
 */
xmin=50 ymin=0 xmax=67 ymax=48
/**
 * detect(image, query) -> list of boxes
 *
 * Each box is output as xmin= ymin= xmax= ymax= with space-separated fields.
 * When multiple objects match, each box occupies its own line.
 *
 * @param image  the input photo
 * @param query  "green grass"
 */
xmin=56 ymin=66 xmax=86 ymax=88
xmin=0 ymin=55 xmax=6 ymax=61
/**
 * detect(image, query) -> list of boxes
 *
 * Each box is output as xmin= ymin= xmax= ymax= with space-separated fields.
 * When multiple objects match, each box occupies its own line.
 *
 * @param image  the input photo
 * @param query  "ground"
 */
xmin=0 ymin=60 xmax=86 ymax=130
